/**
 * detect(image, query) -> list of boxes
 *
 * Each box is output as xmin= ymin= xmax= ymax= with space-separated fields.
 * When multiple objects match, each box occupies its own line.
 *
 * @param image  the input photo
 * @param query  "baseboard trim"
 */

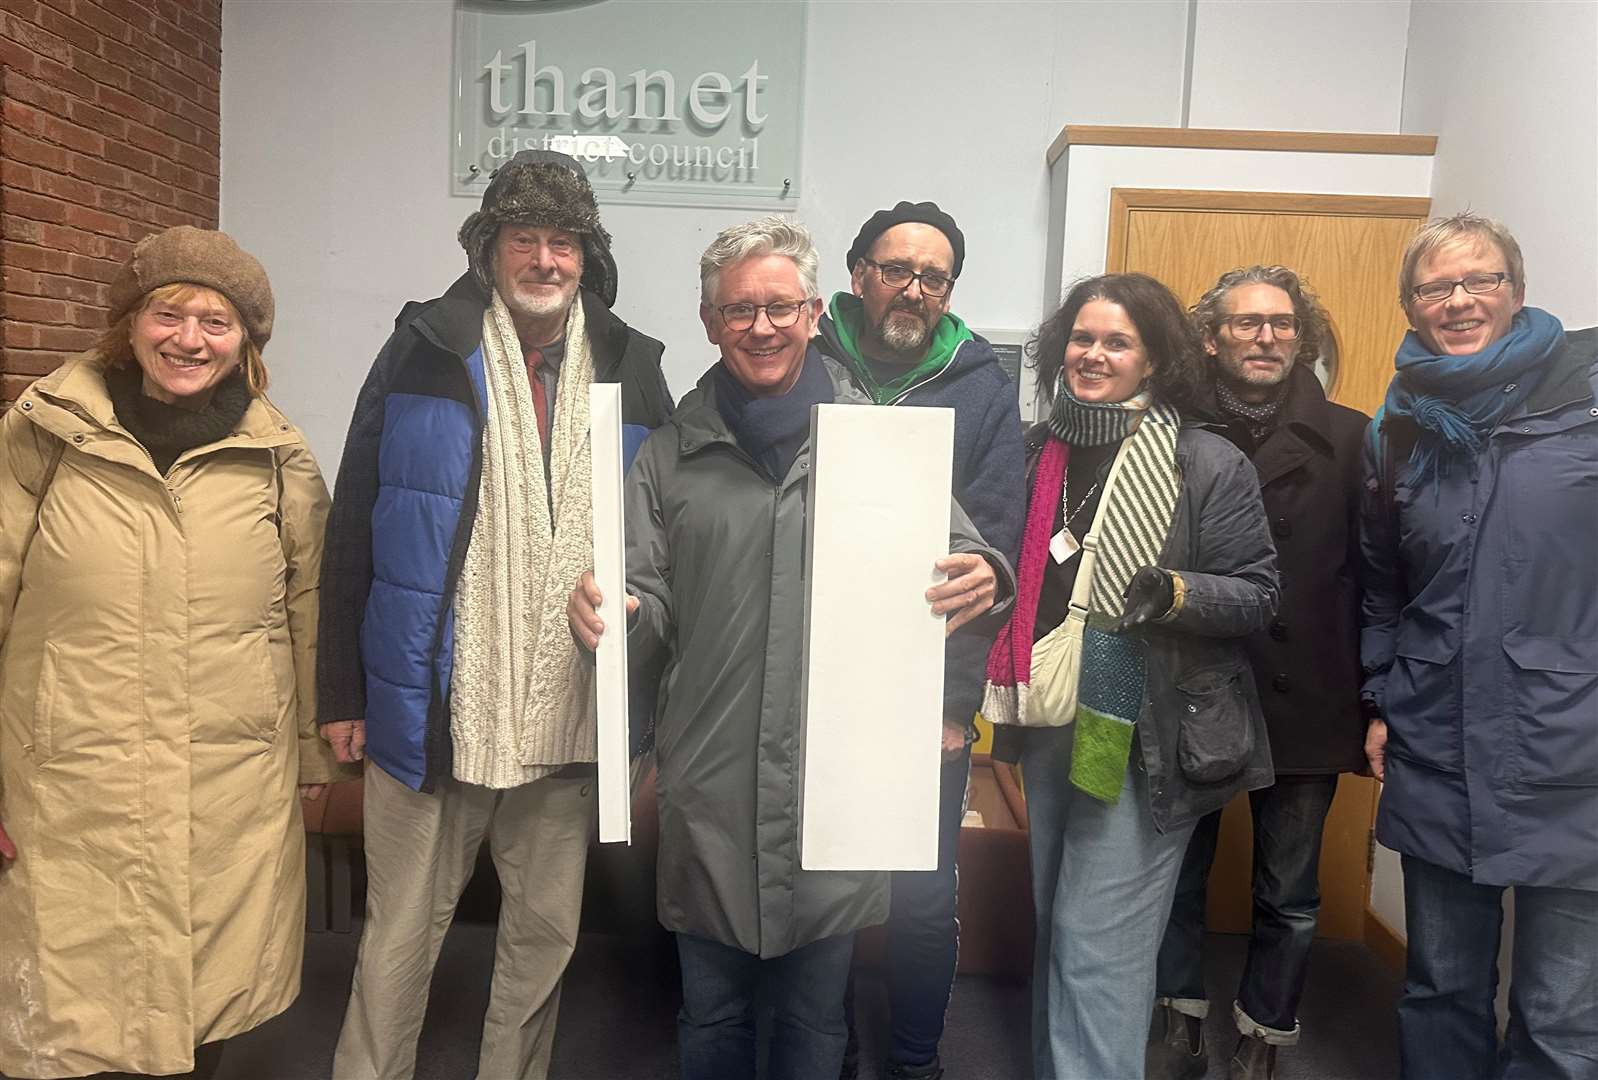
xmin=1364 ymin=908 xmax=1406 ymax=976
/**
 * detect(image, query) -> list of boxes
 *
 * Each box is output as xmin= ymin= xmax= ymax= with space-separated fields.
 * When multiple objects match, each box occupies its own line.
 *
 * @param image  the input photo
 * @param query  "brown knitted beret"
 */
xmin=108 ymin=226 xmax=275 ymax=346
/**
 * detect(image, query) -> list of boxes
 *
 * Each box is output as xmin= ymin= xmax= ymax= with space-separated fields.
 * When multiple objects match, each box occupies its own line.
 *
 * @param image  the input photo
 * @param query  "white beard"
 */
xmin=505 ymin=280 xmax=578 ymax=321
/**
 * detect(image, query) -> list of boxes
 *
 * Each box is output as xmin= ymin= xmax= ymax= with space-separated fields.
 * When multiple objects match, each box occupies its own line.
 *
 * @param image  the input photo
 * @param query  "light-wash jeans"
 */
xmin=1022 ymin=725 xmax=1197 ymax=1080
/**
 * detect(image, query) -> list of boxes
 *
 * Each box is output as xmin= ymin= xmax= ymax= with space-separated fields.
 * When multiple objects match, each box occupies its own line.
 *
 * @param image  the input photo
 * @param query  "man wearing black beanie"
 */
xmin=815 ymin=203 xmax=1025 ymax=1080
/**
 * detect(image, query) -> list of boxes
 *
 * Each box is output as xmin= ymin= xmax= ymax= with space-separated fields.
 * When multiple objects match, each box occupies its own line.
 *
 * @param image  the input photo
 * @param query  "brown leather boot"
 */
xmin=1145 ymin=1003 xmax=1207 ymax=1080
xmin=1228 ymin=1033 xmax=1278 ymax=1079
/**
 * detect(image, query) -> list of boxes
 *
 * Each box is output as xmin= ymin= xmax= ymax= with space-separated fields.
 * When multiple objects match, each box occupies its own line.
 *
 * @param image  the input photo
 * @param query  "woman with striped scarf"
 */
xmin=986 ymin=273 xmax=1279 ymax=1079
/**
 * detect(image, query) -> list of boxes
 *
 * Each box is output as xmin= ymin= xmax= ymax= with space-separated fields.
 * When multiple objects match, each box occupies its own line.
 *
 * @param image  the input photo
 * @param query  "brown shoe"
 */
xmin=1228 ymin=1034 xmax=1277 ymax=1080
xmin=1145 ymin=1003 xmax=1207 ymax=1080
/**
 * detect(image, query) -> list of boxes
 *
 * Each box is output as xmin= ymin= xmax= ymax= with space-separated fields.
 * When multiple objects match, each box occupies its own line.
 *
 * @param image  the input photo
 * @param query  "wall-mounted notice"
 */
xmin=799 ymin=404 xmax=953 ymax=872
xmin=973 ymin=327 xmax=1039 ymax=421
xmin=590 ymin=383 xmax=630 ymax=844
xmin=453 ymin=0 xmax=807 ymax=208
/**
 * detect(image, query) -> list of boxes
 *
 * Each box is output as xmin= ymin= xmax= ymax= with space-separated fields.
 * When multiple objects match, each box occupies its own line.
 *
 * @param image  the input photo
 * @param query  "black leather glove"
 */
xmin=1107 ymin=566 xmax=1175 ymax=634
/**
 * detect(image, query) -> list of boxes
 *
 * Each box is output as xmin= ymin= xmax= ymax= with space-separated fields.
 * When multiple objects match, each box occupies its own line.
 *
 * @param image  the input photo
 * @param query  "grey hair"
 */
xmin=1191 ymin=264 xmax=1331 ymax=371
xmin=1399 ymin=211 xmax=1525 ymax=307
xmin=699 ymin=216 xmax=819 ymax=306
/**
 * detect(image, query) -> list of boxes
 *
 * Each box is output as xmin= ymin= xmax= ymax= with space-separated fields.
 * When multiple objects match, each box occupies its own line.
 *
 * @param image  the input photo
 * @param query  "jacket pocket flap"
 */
xmin=1502 ymin=632 xmax=1598 ymax=674
xmin=1176 ymin=662 xmax=1245 ymax=695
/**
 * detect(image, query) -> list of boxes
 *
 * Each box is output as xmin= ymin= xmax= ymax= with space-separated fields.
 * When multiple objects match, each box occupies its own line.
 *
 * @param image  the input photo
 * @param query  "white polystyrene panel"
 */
xmin=799 ymin=404 xmax=954 ymax=871
xmin=590 ymin=383 xmax=630 ymax=845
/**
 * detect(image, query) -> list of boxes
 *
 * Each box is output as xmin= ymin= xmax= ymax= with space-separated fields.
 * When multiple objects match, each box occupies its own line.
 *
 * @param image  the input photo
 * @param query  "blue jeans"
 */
xmin=1154 ymin=774 xmax=1339 ymax=1041
xmin=1022 ymin=725 xmax=1197 ymax=1080
xmin=676 ymin=931 xmax=857 ymax=1080
xmin=876 ymin=743 xmax=971 ymax=1067
xmin=1399 ymin=855 xmax=1598 ymax=1080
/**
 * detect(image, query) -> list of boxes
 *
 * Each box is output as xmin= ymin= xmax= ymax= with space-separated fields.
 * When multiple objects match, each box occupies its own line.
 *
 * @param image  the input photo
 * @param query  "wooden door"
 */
xmin=1108 ymin=187 xmax=1427 ymax=939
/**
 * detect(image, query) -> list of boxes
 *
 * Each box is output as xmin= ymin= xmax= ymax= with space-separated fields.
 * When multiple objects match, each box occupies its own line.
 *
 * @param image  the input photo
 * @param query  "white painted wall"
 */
xmin=1401 ymin=0 xmax=1598 ymax=328
xmin=1188 ymin=0 xmax=1411 ymax=131
xmin=1370 ymin=842 xmax=1405 ymax=932
xmin=220 ymin=0 xmax=1418 ymax=472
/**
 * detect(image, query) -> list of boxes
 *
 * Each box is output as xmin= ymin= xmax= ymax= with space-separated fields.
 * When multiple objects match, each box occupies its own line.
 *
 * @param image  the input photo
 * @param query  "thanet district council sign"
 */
xmin=453 ymin=0 xmax=808 ymax=208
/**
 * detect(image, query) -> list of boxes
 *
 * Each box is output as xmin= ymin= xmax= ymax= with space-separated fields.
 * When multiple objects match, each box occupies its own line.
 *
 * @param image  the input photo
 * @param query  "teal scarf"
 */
xmin=1384 ymin=307 xmax=1564 ymax=480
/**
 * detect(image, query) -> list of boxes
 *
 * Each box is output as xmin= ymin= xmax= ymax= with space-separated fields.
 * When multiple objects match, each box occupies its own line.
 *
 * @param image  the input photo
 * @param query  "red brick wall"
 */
xmin=0 ymin=0 xmax=221 ymax=400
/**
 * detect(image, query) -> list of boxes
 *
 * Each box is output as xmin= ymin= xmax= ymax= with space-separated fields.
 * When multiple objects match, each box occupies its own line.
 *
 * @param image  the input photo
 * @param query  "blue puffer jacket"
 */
xmin=318 ymin=273 xmax=673 ymax=791
xmin=814 ymin=313 xmax=1025 ymax=726
xmin=1360 ymin=326 xmax=1598 ymax=890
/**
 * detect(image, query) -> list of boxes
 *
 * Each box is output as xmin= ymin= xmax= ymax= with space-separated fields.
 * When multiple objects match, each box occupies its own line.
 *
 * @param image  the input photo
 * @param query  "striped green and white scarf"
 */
xmin=1054 ymin=386 xmax=1183 ymax=801
xmin=1046 ymin=381 xmax=1150 ymax=448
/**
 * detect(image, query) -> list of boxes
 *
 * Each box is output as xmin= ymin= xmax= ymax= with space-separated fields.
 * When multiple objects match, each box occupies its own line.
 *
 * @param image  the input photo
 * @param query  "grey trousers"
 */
xmin=332 ymin=762 xmax=592 ymax=1080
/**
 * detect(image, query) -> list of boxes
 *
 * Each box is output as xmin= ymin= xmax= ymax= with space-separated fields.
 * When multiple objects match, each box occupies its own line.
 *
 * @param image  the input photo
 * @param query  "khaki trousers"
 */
xmin=332 ymin=762 xmax=592 ymax=1080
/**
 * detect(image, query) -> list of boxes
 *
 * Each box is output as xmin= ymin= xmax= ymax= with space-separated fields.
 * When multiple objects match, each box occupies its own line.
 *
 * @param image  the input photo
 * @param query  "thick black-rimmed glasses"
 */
xmin=1410 ymin=272 xmax=1512 ymax=304
xmin=716 ymin=299 xmax=812 ymax=332
xmin=1217 ymin=313 xmax=1302 ymax=340
xmin=858 ymin=257 xmax=955 ymax=298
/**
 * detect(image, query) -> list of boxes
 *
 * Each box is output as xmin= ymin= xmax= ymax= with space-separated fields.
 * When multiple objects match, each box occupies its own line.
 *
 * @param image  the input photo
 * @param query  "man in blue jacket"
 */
xmin=814 ymin=202 xmax=1025 ymax=1080
xmin=316 ymin=150 xmax=672 ymax=1080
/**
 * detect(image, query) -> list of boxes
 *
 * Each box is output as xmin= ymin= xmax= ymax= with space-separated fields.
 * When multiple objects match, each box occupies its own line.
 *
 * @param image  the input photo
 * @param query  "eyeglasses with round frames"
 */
xmin=858 ymin=257 xmax=954 ymax=298
xmin=716 ymin=299 xmax=812 ymax=332
xmin=1410 ymin=272 xmax=1511 ymax=304
xmin=1217 ymin=313 xmax=1302 ymax=341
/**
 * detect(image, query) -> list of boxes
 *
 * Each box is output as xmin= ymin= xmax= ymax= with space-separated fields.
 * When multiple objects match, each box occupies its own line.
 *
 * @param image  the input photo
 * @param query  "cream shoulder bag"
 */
xmin=1026 ymin=438 xmax=1133 ymax=726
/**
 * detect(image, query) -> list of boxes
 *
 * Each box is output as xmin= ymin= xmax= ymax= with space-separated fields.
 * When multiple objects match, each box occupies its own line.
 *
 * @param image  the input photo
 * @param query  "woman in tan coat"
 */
xmin=0 ymin=226 xmax=349 ymax=1079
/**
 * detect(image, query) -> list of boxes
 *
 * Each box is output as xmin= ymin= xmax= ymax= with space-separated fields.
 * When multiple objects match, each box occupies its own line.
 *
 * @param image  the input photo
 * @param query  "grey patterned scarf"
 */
xmin=1215 ymin=379 xmax=1284 ymax=445
xmin=1047 ymin=382 xmax=1153 ymax=446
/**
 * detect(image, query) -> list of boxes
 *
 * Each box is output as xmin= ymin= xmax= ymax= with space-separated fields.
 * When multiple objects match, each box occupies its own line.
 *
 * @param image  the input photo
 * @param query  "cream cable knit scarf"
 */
xmin=449 ymin=292 xmax=595 ymax=788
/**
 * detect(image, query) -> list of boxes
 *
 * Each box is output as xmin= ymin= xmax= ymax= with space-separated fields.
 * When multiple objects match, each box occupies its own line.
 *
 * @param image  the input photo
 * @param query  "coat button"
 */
xmin=1269 ymin=621 xmax=1288 ymax=642
xmin=1271 ymin=673 xmax=1290 ymax=693
xmin=20 ymin=401 xmax=32 ymax=411
xmin=1272 ymin=516 xmax=1292 ymax=539
xmin=72 ymin=433 xmax=85 ymax=443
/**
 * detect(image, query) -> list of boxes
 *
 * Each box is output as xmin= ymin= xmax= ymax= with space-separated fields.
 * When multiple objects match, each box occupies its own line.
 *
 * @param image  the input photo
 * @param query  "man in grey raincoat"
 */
xmin=568 ymin=216 xmax=1013 ymax=1080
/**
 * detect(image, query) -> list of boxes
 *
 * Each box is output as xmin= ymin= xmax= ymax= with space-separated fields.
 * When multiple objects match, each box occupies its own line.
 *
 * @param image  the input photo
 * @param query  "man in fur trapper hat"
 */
xmin=318 ymin=149 xmax=672 ymax=1080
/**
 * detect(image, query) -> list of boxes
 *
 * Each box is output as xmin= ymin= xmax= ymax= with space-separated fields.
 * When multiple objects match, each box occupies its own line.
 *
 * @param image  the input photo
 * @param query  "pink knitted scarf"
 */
xmin=980 ymin=438 xmax=1067 ymax=724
